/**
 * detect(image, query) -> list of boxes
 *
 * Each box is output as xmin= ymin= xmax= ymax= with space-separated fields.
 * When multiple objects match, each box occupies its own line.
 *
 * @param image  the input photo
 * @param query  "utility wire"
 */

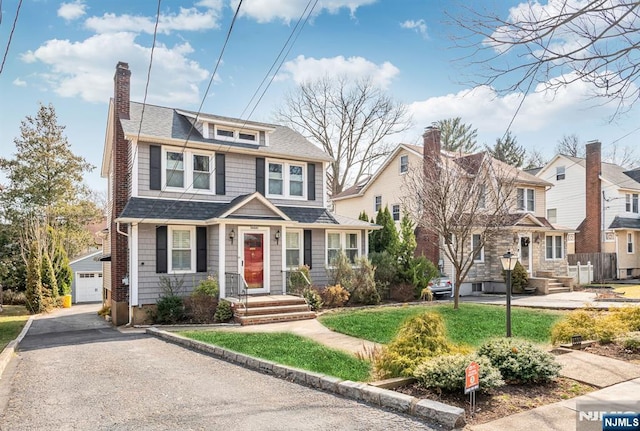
xmin=0 ymin=0 xmax=23 ymax=75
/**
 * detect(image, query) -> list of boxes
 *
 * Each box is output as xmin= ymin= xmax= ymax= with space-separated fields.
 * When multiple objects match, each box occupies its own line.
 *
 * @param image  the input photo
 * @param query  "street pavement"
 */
xmin=0 ymin=304 xmax=439 ymax=431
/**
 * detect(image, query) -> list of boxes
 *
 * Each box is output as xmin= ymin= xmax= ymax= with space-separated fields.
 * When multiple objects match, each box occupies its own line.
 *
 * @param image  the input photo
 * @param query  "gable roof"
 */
xmin=332 ymin=143 xmax=422 ymax=201
xmin=114 ymin=101 xmax=332 ymax=163
xmin=536 ymin=154 xmax=640 ymax=191
xmin=454 ymin=152 xmax=552 ymax=187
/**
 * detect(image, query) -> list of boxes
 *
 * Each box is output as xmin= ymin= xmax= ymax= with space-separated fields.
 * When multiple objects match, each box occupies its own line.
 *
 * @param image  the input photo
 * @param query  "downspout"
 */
xmin=116 ymin=222 xmax=129 ymax=238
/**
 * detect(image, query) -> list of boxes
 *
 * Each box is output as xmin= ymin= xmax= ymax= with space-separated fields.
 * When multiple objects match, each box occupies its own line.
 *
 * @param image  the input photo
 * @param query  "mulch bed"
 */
xmin=395 ymin=377 xmax=595 ymax=425
xmin=583 ymin=343 xmax=640 ymax=364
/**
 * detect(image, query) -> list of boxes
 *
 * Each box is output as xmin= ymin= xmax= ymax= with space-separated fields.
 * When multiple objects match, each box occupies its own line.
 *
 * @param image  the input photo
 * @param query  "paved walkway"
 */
xmin=461 ymin=291 xmax=640 ymax=309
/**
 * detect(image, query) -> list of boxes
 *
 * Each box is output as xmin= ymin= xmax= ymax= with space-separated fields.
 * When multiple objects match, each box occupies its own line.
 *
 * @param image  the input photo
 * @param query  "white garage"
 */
xmin=70 ymin=251 xmax=104 ymax=303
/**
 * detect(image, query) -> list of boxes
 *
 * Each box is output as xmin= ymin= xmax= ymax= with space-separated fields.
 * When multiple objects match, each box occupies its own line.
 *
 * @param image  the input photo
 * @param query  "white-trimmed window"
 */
xmin=162 ymin=149 xmax=214 ymax=193
xmin=267 ymin=160 xmax=306 ymax=199
xmin=556 ymin=166 xmax=565 ymax=181
xmin=478 ymin=185 xmax=486 ymax=209
xmin=374 ymin=195 xmax=382 ymax=213
xmin=626 ymin=193 xmax=639 ymax=213
xmin=472 ymin=234 xmax=484 ymax=262
xmin=169 ymin=226 xmax=195 ymax=272
xmin=326 ymin=231 xmax=360 ymax=265
xmin=517 ymin=188 xmax=535 ymax=212
xmin=214 ymin=125 xmax=258 ymax=144
xmin=392 ymin=204 xmax=400 ymax=221
xmin=547 ymin=208 xmax=557 ymax=224
xmin=628 ymin=233 xmax=634 ymax=254
xmin=545 ymin=235 xmax=563 ymax=260
xmin=400 ymin=155 xmax=409 ymax=174
xmin=286 ymin=230 xmax=302 ymax=268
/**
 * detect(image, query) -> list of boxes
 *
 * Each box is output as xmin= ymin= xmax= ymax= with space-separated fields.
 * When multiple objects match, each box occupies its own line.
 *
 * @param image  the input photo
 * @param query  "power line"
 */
xmin=0 ymin=0 xmax=23 ymax=75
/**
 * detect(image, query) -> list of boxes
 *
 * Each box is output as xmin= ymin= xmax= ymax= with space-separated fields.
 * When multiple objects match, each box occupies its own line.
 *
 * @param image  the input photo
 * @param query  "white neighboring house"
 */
xmin=536 ymin=147 xmax=640 ymax=279
xmin=70 ymin=250 xmax=104 ymax=303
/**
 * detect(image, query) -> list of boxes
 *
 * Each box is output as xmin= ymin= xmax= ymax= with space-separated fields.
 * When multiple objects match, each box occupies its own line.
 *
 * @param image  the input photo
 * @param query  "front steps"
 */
xmin=530 ymin=272 xmax=574 ymax=294
xmin=230 ymin=295 xmax=316 ymax=325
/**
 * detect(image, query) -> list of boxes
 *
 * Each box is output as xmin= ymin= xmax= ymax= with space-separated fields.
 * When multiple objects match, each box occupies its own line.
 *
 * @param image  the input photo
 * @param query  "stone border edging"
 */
xmin=146 ymin=327 xmax=465 ymax=429
xmin=0 ymin=315 xmax=35 ymax=380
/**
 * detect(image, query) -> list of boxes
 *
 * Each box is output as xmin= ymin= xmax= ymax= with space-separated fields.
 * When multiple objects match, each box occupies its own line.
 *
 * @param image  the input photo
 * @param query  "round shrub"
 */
xmin=214 ymin=300 xmax=233 ymax=322
xmin=302 ymin=287 xmax=323 ymax=311
xmin=193 ymin=276 xmax=219 ymax=298
xmin=611 ymin=306 xmax=640 ymax=331
xmin=478 ymin=338 xmax=561 ymax=383
xmin=414 ymin=353 xmax=504 ymax=393
xmin=620 ymin=332 xmax=640 ymax=352
xmin=321 ymin=284 xmax=350 ymax=308
xmin=596 ymin=313 xmax=632 ymax=344
xmin=373 ymin=312 xmax=468 ymax=378
xmin=155 ymin=295 xmax=185 ymax=324
xmin=551 ymin=309 xmax=598 ymax=344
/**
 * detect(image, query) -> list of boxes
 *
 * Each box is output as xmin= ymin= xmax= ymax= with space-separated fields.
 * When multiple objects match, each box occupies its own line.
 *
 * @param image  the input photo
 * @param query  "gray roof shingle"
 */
xmin=120 ymin=102 xmax=332 ymax=162
xmin=609 ymin=216 xmax=640 ymax=230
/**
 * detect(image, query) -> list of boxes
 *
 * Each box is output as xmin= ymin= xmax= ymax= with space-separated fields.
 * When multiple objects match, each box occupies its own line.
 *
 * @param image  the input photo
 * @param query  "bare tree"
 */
xmin=524 ymin=148 xmax=548 ymax=169
xmin=276 ymin=76 xmax=411 ymax=196
xmin=402 ymin=150 xmax=517 ymax=309
xmin=556 ymin=134 xmax=585 ymax=157
xmin=437 ymin=117 xmax=479 ymax=153
xmin=453 ymin=1 xmax=640 ymax=117
xmin=605 ymin=142 xmax=640 ymax=168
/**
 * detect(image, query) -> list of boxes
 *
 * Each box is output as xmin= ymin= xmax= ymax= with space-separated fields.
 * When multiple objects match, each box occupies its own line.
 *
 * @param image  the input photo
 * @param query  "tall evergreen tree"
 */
xmin=25 ymin=241 xmax=43 ymax=314
xmin=437 ymin=117 xmax=479 ymax=153
xmin=486 ymin=131 xmax=526 ymax=167
xmin=41 ymin=251 xmax=59 ymax=305
xmin=358 ymin=210 xmax=369 ymax=222
xmin=370 ymin=207 xmax=399 ymax=255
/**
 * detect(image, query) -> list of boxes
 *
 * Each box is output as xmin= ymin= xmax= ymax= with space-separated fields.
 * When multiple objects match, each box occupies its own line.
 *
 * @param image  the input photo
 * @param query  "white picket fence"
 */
xmin=567 ymin=261 xmax=594 ymax=285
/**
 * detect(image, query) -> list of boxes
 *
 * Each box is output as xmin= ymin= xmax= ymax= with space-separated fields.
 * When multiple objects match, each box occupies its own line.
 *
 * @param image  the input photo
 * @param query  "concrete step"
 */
xmin=236 ymin=311 xmax=317 ymax=326
xmin=548 ymin=286 xmax=571 ymax=293
xmin=234 ymin=304 xmax=312 ymax=316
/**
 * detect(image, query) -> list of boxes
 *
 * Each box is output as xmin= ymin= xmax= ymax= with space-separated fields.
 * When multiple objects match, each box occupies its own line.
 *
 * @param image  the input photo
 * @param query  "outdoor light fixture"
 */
xmin=501 ymin=250 xmax=518 ymax=337
xmin=229 ymin=229 xmax=235 ymax=245
xmin=275 ymin=229 xmax=281 ymax=245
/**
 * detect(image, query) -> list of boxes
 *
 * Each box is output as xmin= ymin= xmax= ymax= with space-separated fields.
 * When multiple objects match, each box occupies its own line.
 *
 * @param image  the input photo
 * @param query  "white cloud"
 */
xmin=232 ymin=0 xmax=377 ymax=24
xmin=406 ymin=75 xmax=620 ymax=148
xmin=58 ymin=0 xmax=87 ymax=21
xmin=278 ymin=55 xmax=399 ymax=89
xmin=12 ymin=78 xmax=27 ymax=87
xmin=85 ymin=1 xmax=222 ymax=34
xmin=400 ymin=19 xmax=427 ymax=38
xmin=20 ymin=32 xmax=210 ymax=105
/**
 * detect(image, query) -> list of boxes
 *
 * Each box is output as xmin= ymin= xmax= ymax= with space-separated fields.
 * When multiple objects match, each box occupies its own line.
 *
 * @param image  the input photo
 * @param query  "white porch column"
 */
xmin=219 ymin=223 xmax=226 ymax=298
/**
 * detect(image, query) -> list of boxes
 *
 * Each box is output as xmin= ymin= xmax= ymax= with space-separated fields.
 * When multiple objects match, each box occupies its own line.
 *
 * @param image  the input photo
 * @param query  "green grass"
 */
xmin=319 ymin=303 xmax=565 ymax=347
xmin=0 ymin=305 xmax=30 ymax=351
xmin=180 ymin=330 xmax=372 ymax=382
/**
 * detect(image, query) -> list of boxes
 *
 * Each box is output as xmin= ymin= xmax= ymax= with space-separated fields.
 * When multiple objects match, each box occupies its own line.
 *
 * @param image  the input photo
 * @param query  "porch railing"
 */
xmin=284 ymin=269 xmax=311 ymax=296
xmin=225 ymin=272 xmax=249 ymax=309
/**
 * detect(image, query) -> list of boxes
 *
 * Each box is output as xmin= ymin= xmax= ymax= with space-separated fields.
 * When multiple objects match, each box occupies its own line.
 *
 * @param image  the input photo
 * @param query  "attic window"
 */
xmin=556 ymin=166 xmax=565 ymax=181
xmin=217 ymin=128 xmax=234 ymax=138
xmin=239 ymin=132 xmax=257 ymax=141
xmin=214 ymin=125 xmax=259 ymax=144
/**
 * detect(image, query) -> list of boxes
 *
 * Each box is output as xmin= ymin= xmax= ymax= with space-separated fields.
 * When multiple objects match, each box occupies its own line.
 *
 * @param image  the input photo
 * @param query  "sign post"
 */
xmin=465 ymin=361 xmax=480 ymax=415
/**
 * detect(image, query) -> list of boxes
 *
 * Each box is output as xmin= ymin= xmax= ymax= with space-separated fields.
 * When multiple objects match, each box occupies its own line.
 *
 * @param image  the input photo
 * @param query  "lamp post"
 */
xmin=501 ymin=251 xmax=518 ymax=337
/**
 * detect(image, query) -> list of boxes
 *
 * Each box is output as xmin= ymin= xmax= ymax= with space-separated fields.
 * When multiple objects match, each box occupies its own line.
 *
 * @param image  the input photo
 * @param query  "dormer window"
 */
xmin=214 ymin=125 xmax=260 ymax=144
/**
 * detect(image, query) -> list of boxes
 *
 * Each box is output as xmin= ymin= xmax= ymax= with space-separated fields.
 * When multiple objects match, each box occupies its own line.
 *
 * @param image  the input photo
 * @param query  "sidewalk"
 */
xmin=461 ymin=291 xmax=640 ymax=309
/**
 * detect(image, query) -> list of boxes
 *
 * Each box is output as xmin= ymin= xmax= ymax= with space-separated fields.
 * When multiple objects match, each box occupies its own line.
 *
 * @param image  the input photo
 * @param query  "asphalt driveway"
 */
xmin=0 ymin=304 xmax=437 ymax=430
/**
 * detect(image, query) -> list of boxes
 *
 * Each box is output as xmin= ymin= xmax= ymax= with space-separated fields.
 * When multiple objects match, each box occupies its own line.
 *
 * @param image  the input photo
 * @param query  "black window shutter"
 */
xmin=307 ymin=163 xmax=316 ymax=201
xmin=256 ymin=157 xmax=265 ymax=194
xmin=303 ymin=229 xmax=312 ymax=269
xmin=156 ymin=226 xmax=167 ymax=273
xmin=196 ymin=226 xmax=207 ymax=272
xmin=150 ymin=145 xmax=161 ymax=190
xmin=215 ymin=153 xmax=225 ymax=195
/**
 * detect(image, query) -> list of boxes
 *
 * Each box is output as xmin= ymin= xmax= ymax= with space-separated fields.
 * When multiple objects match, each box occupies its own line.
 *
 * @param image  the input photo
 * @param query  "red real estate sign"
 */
xmin=465 ymin=361 xmax=479 ymax=394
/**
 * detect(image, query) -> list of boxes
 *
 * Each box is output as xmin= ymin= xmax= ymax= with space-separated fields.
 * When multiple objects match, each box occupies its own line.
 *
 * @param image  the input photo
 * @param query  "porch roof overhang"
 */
xmin=609 ymin=216 xmax=640 ymax=230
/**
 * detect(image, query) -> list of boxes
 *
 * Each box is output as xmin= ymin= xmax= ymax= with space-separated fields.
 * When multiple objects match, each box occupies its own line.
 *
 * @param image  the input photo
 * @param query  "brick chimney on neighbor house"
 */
xmin=110 ymin=61 xmax=131 ymax=325
xmin=415 ymin=125 xmax=441 ymax=265
xmin=576 ymin=140 xmax=602 ymax=253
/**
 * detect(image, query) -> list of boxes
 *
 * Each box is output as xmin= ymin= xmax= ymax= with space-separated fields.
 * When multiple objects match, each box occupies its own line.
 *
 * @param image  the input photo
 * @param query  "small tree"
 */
xmin=370 ymin=207 xmax=399 ymax=255
xmin=25 ymin=241 xmax=43 ymax=314
xmin=41 ymin=251 xmax=59 ymax=306
xmin=486 ymin=132 xmax=525 ymax=168
xmin=358 ymin=210 xmax=369 ymax=222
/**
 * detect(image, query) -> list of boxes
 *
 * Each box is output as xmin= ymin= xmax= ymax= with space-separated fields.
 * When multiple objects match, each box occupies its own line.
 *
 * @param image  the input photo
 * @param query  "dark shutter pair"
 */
xmin=150 ymin=145 xmax=225 ymax=195
xmin=256 ymin=158 xmax=316 ymax=200
xmin=156 ymin=226 xmax=207 ymax=273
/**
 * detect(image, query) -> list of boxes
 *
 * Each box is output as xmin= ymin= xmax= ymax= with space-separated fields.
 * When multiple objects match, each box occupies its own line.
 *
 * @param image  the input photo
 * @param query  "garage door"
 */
xmin=75 ymin=272 xmax=103 ymax=303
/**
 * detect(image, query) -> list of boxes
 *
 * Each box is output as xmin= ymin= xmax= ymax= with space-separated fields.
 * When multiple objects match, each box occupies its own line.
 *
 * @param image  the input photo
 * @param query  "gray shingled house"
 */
xmin=101 ymin=62 xmax=375 ymax=325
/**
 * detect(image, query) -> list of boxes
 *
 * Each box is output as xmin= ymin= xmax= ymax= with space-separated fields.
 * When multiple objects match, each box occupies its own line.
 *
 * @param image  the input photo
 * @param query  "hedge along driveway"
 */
xmin=319 ymin=303 xmax=566 ymax=347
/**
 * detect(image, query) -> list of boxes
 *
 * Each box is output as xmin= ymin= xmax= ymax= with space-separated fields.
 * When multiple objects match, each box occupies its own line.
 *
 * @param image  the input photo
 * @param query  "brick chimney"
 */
xmin=416 ymin=125 xmax=441 ymax=265
xmin=110 ymin=62 xmax=131 ymax=325
xmin=576 ymin=140 xmax=602 ymax=253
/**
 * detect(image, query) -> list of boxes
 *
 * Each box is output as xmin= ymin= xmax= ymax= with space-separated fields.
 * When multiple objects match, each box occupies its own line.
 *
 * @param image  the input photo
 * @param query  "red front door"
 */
xmin=243 ymin=233 xmax=264 ymax=289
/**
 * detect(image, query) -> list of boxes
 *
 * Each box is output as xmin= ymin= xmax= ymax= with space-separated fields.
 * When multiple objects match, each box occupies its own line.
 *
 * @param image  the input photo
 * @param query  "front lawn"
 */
xmin=613 ymin=285 xmax=640 ymax=298
xmin=319 ymin=303 xmax=565 ymax=346
xmin=0 ymin=305 xmax=30 ymax=351
xmin=180 ymin=330 xmax=371 ymax=382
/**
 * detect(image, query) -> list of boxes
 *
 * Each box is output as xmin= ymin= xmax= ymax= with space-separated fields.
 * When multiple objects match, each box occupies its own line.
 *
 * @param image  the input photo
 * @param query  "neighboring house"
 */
xmin=333 ymin=143 xmax=423 ymax=224
xmin=102 ymin=62 xmax=374 ymax=325
xmin=536 ymin=141 xmax=640 ymax=279
xmin=334 ymin=127 xmax=575 ymax=296
xmin=70 ymin=251 xmax=103 ymax=303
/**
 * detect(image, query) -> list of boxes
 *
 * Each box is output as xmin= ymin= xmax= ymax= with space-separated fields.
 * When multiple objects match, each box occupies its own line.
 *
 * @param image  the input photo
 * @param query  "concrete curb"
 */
xmin=0 ymin=315 xmax=35 ymax=379
xmin=146 ymin=327 xmax=466 ymax=429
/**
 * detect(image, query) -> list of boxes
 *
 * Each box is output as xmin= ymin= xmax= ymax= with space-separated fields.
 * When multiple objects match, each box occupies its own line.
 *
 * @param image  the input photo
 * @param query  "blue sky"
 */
xmin=1 ymin=0 xmax=639 ymax=192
